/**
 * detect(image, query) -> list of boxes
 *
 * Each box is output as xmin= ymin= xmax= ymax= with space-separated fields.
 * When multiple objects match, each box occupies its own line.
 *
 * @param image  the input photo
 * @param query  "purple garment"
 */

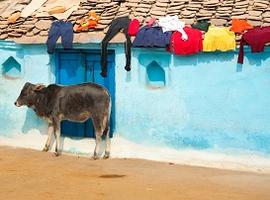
xmin=237 ymin=26 xmax=270 ymax=64
xmin=132 ymin=26 xmax=172 ymax=48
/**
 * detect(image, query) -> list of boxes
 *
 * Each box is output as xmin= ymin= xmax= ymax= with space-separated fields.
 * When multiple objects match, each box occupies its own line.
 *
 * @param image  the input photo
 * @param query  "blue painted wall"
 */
xmin=115 ymin=48 xmax=270 ymax=155
xmin=0 ymin=40 xmax=270 ymax=156
xmin=0 ymin=42 xmax=51 ymax=137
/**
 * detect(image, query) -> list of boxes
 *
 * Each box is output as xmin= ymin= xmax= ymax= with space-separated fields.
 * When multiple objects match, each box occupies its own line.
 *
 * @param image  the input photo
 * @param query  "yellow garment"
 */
xmin=203 ymin=25 xmax=236 ymax=52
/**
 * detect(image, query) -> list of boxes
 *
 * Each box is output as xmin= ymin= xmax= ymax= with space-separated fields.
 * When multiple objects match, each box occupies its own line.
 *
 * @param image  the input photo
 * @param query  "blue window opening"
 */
xmin=2 ymin=56 xmax=22 ymax=79
xmin=56 ymin=50 xmax=115 ymax=138
xmin=146 ymin=61 xmax=166 ymax=89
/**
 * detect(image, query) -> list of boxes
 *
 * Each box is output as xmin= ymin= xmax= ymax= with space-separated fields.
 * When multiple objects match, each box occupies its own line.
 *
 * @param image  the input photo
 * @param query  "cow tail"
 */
xmin=103 ymin=96 xmax=111 ymax=135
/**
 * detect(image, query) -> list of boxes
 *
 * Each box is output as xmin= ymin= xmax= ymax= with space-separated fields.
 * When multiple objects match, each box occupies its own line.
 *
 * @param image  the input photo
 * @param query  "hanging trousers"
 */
xmin=101 ymin=16 xmax=131 ymax=77
xmin=47 ymin=20 xmax=73 ymax=54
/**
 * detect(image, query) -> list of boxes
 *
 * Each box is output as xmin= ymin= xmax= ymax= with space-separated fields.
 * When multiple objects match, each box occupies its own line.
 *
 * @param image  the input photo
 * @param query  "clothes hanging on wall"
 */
xmin=132 ymin=26 xmax=172 ymax=48
xmin=158 ymin=15 xmax=188 ymax=41
xmin=237 ymin=26 xmax=270 ymax=64
xmin=128 ymin=18 xmax=140 ymax=36
xmin=147 ymin=17 xmax=157 ymax=27
xmin=191 ymin=19 xmax=210 ymax=32
xmin=203 ymin=25 xmax=235 ymax=52
xmin=46 ymin=20 xmax=73 ymax=54
xmin=101 ymin=16 xmax=131 ymax=78
xmin=75 ymin=11 xmax=100 ymax=32
xmin=230 ymin=19 xmax=253 ymax=34
xmin=168 ymin=27 xmax=203 ymax=55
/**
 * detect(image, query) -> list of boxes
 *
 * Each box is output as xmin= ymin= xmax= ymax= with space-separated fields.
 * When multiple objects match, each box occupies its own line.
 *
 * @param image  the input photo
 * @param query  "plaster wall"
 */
xmin=0 ymin=41 xmax=269 ymax=171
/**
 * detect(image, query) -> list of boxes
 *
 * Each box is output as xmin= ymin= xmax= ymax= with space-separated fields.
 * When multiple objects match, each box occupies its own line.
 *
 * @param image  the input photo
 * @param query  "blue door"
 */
xmin=57 ymin=50 xmax=115 ymax=138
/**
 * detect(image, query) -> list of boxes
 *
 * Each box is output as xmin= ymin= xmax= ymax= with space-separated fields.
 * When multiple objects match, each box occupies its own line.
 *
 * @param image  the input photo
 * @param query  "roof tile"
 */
xmin=0 ymin=0 xmax=269 ymax=43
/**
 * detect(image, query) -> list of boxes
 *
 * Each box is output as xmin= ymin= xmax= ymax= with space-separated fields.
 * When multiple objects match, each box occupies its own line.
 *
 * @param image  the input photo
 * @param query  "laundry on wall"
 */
xmin=45 ymin=14 xmax=268 ymax=77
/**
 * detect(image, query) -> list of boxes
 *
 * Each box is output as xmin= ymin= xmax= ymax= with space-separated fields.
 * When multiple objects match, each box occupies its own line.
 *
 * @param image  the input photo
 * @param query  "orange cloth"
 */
xmin=76 ymin=11 xmax=100 ymax=32
xmin=230 ymin=19 xmax=253 ymax=34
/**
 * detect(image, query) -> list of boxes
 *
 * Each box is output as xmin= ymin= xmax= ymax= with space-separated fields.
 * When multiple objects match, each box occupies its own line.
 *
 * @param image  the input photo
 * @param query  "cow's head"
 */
xmin=14 ymin=82 xmax=46 ymax=107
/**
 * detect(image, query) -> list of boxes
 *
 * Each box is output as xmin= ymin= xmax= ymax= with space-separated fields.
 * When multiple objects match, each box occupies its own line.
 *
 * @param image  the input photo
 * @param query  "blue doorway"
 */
xmin=56 ymin=50 xmax=115 ymax=138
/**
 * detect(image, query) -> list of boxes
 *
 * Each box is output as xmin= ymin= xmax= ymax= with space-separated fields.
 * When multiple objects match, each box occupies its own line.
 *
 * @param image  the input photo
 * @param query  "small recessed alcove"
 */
xmin=146 ymin=61 xmax=166 ymax=89
xmin=2 ymin=56 xmax=22 ymax=79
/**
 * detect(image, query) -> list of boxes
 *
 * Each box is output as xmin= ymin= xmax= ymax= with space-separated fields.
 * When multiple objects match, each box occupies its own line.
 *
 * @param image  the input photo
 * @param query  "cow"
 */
xmin=14 ymin=82 xmax=112 ymax=159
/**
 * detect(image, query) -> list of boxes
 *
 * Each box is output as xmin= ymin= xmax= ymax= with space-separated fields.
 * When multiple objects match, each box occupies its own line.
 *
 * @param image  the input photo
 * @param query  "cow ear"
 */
xmin=33 ymin=84 xmax=46 ymax=91
xmin=24 ymin=82 xmax=31 ymax=87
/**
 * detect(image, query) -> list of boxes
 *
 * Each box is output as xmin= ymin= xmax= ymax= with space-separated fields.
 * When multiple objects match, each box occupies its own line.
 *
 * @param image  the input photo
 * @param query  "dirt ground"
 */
xmin=0 ymin=146 xmax=270 ymax=200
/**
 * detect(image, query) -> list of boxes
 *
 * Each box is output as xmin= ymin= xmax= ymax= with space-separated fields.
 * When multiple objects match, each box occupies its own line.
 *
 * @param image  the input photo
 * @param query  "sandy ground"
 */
xmin=0 ymin=146 xmax=270 ymax=200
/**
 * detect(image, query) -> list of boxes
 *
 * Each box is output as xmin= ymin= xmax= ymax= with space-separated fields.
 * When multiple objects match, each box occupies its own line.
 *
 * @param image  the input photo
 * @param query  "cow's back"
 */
xmin=50 ymin=83 xmax=110 ymax=121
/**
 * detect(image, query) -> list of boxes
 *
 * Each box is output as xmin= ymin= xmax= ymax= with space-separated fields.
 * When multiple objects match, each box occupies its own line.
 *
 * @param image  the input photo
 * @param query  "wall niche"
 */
xmin=2 ymin=56 xmax=22 ymax=79
xmin=146 ymin=61 xmax=165 ymax=89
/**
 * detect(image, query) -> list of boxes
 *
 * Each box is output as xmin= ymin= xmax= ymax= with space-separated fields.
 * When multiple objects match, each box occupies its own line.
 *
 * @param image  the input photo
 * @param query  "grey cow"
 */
xmin=15 ymin=82 xmax=112 ymax=159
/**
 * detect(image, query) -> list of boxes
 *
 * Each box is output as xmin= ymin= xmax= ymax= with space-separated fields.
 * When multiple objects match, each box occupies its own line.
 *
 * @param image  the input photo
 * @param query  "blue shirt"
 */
xmin=132 ymin=26 xmax=172 ymax=48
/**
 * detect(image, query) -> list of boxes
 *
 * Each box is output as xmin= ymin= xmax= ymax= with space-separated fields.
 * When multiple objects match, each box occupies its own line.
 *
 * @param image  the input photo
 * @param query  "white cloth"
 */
xmin=21 ymin=0 xmax=48 ymax=18
xmin=158 ymin=15 xmax=188 ymax=41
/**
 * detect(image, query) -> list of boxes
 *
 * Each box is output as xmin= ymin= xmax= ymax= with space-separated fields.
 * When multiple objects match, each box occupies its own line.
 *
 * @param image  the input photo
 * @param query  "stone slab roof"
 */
xmin=0 ymin=0 xmax=269 ymax=44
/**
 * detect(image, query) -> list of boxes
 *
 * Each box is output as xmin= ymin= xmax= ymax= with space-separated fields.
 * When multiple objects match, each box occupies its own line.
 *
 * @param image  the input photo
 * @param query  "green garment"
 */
xmin=192 ymin=20 xmax=210 ymax=32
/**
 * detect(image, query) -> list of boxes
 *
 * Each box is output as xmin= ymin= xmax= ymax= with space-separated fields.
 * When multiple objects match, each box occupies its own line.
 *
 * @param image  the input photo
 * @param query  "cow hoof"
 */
xmin=92 ymin=155 xmax=99 ymax=160
xmin=42 ymin=146 xmax=49 ymax=152
xmin=53 ymin=152 xmax=60 ymax=157
xmin=103 ymin=152 xmax=110 ymax=159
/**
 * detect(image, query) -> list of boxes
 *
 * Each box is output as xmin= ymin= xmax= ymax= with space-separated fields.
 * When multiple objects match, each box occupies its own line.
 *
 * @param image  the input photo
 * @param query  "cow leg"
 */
xmin=92 ymin=119 xmax=103 ymax=160
xmin=42 ymin=123 xmax=54 ymax=152
xmin=53 ymin=121 xmax=61 ymax=156
xmin=93 ymin=131 xmax=102 ymax=160
xmin=103 ymin=127 xmax=110 ymax=159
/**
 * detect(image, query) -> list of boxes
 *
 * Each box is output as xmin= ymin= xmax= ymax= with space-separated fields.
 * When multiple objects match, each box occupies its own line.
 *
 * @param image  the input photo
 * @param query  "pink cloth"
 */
xmin=147 ymin=17 xmax=157 ymax=27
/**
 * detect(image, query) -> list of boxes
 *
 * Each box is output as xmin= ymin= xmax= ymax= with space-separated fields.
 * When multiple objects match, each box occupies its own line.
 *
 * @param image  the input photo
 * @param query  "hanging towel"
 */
xmin=168 ymin=27 xmax=203 ymax=55
xmin=230 ymin=19 xmax=253 ymax=34
xmin=158 ymin=15 xmax=188 ymax=41
xmin=203 ymin=25 xmax=236 ymax=52
xmin=21 ymin=0 xmax=48 ymax=18
xmin=237 ymin=26 xmax=270 ymax=64
xmin=101 ymin=16 xmax=131 ymax=77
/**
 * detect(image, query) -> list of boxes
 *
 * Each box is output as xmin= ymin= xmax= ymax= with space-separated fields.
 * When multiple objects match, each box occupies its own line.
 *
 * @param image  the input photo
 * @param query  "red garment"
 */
xmin=128 ymin=19 xmax=140 ymax=36
xmin=237 ymin=26 xmax=270 ymax=64
xmin=168 ymin=27 xmax=203 ymax=55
